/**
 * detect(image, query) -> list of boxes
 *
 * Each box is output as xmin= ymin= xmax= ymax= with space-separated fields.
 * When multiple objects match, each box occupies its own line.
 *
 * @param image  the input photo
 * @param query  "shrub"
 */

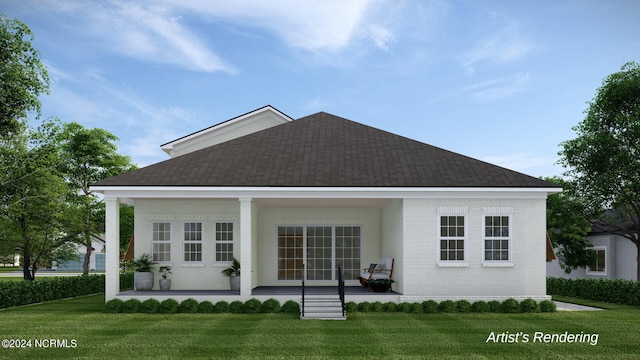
xmin=520 ymin=298 xmax=540 ymax=313
xmin=422 ymin=300 xmax=438 ymax=313
xmin=141 ymin=299 xmax=160 ymax=313
xmin=122 ymin=299 xmax=141 ymax=313
xmin=229 ymin=300 xmax=244 ymax=313
xmin=0 ymin=275 xmax=106 ymax=309
xmin=456 ymin=300 xmax=472 ymax=313
xmin=104 ymin=299 xmax=123 ymax=313
xmin=197 ymin=301 xmax=215 ymax=313
xmin=261 ymin=298 xmax=281 ymax=313
xmin=214 ymin=301 xmax=230 ymax=313
xmin=282 ymin=300 xmax=300 ymax=314
xmin=159 ymin=299 xmax=179 ymax=313
xmin=547 ymin=277 xmax=640 ymax=306
xmin=120 ymin=272 xmax=134 ymax=291
xmin=471 ymin=301 xmax=489 ymax=313
xmin=410 ymin=302 xmax=423 ymax=313
xmin=397 ymin=302 xmax=412 ymax=313
xmin=488 ymin=301 xmax=502 ymax=313
xmin=501 ymin=298 xmax=519 ymax=313
xmin=370 ymin=301 xmax=384 ymax=312
xmin=438 ymin=300 xmax=456 ymax=313
xmin=383 ymin=302 xmax=397 ymax=312
xmin=540 ymin=300 xmax=557 ymax=313
xmin=243 ymin=299 xmax=262 ymax=314
xmin=358 ymin=302 xmax=372 ymax=312
xmin=178 ymin=298 xmax=199 ymax=313
xmin=345 ymin=301 xmax=358 ymax=313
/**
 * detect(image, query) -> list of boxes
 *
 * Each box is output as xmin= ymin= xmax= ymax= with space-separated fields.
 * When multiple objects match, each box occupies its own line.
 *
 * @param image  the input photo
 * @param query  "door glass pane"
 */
xmin=277 ymin=226 xmax=303 ymax=280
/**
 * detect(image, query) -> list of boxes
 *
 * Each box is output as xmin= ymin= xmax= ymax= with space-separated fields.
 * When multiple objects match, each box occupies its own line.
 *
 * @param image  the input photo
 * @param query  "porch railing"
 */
xmin=301 ymin=264 xmax=305 ymax=317
xmin=338 ymin=264 xmax=345 ymax=316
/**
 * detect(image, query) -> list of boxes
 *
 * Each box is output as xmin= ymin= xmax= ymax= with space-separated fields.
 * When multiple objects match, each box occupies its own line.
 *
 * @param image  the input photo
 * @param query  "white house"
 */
xmin=92 ymin=106 xmax=561 ymax=304
xmin=547 ymin=227 xmax=638 ymax=281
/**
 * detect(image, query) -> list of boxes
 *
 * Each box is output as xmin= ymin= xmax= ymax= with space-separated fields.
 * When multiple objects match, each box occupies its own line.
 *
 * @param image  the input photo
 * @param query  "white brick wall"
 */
xmin=402 ymin=197 xmax=548 ymax=300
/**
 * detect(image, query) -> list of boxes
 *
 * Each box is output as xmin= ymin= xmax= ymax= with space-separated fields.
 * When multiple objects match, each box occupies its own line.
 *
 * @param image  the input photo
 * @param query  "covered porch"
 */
xmin=102 ymin=193 xmax=404 ymax=302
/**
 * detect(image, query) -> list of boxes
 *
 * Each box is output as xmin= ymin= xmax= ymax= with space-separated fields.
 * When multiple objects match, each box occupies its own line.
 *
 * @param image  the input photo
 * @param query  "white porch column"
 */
xmin=105 ymin=197 xmax=120 ymax=301
xmin=239 ymin=198 xmax=252 ymax=299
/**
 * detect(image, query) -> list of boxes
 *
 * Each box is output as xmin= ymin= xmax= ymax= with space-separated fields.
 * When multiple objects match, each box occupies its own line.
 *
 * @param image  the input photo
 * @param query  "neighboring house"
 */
xmin=93 ymin=106 xmax=561 ymax=303
xmin=547 ymin=224 xmax=638 ymax=281
xmin=54 ymin=239 xmax=106 ymax=272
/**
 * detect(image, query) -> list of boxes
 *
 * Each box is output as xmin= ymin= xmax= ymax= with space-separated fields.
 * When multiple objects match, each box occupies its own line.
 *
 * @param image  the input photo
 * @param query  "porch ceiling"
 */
xmin=253 ymin=198 xmax=391 ymax=208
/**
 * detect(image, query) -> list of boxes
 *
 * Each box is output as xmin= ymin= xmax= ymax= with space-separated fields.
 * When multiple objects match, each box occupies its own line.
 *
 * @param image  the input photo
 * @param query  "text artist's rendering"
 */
xmin=92 ymin=105 xmax=561 ymax=308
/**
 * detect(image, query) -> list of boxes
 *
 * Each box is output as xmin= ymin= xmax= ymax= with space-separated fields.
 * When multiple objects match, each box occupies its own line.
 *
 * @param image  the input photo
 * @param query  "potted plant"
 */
xmin=158 ymin=266 xmax=172 ymax=291
xmin=221 ymin=257 xmax=240 ymax=291
xmin=132 ymin=253 xmax=157 ymax=291
xmin=367 ymin=278 xmax=395 ymax=293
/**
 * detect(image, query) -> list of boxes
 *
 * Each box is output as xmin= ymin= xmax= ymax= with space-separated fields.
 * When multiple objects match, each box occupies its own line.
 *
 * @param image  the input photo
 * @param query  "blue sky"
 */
xmin=2 ymin=0 xmax=639 ymax=177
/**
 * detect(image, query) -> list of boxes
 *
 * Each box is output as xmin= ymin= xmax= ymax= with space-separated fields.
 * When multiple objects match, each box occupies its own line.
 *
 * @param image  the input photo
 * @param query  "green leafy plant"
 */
xmin=221 ymin=258 xmax=240 ymax=277
xmin=159 ymin=266 xmax=172 ymax=279
xmin=132 ymin=253 xmax=157 ymax=272
xmin=178 ymin=298 xmax=199 ymax=313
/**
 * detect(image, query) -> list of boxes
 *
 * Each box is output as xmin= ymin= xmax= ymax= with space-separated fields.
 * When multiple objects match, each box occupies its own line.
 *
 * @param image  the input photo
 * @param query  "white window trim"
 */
xmin=214 ymin=221 xmax=235 ymax=264
xmin=437 ymin=214 xmax=468 ymax=267
xmin=151 ymin=221 xmax=172 ymax=263
xmin=182 ymin=221 xmax=203 ymax=263
xmin=482 ymin=214 xmax=513 ymax=266
xmin=586 ymin=246 xmax=607 ymax=276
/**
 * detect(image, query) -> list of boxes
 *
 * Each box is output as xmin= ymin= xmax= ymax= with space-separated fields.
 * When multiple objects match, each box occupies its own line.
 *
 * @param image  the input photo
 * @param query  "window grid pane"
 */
xmin=439 ymin=216 xmax=465 ymax=261
xmin=215 ymin=222 xmax=234 ymax=262
xmin=183 ymin=222 xmax=202 ymax=262
xmin=335 ymin=226 xmax=361 ymax=280
xmin=484 ymin=216 xmax=510 ymax=261
xmin=277 ymin=226 xmax=304 ymax=280
xmin=152 ymin=222 xmax=171 ymax=262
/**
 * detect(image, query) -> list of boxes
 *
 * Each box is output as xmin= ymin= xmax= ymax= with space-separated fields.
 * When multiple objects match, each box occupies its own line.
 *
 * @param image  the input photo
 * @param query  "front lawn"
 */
xmin=0 ymin=295 xmax=639 ymax=359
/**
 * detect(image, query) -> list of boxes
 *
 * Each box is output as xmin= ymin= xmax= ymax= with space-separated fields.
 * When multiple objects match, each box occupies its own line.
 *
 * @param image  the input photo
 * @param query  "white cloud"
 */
xmin=463 ymin=72 xmax=531 ymax=102
xmin=460 ymin=12 xmax=533 ymax=74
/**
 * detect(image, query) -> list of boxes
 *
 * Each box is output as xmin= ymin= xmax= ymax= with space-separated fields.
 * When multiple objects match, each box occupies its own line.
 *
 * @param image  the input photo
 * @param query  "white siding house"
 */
xmin=93 ymin=106 xmax=561 ymax=304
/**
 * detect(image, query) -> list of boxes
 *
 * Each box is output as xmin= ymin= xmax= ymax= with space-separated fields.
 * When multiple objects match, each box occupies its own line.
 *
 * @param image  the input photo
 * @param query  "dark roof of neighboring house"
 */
xmin=93 ymin=112 xmax=560 ymax=188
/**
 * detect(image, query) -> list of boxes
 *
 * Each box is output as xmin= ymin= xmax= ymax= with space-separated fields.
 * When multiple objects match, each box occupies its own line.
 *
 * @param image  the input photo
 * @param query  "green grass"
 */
xmin=1 ymin=295 xmax=639 ymax=359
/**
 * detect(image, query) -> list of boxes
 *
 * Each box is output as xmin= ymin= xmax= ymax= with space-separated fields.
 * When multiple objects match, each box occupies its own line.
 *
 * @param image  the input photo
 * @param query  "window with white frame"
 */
xmin=439 ymin=216 xmax=465 ymax=261
xmin=152 ymin=222 xmax=171 ymax=262
xmin=484 ymin=216 xmax=510 ymax=261
xmin=215 ymin=222 xmax=234 ymax=262
xmin=586 ymin=246 xmax=606 ymax=275
xmin=183 ymin=222 xmax=202 ymax=262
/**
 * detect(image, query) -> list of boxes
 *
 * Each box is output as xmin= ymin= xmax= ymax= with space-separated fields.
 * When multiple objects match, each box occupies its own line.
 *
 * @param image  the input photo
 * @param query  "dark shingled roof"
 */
xmin=93 ymin=112 xmax=559 ymax=188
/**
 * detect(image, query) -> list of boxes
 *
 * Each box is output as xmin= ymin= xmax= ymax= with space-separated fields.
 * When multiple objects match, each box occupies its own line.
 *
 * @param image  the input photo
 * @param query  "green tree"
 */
xmin=559 ymin=61 xmax=640 ymax=280
xmin=545 ymin=177 xmax=593 ymax=273
xmin=57 ymin=122 xmax=136 ymax=276
xmin=0 ymin=14 xmax=50 ymax=137
xmin=0 ymin=121 xmax=71 ymax=280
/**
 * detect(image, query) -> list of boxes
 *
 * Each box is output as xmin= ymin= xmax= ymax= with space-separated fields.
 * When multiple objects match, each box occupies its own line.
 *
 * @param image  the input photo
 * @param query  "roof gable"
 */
xmin=94 ymin=111 xmax=560 ymax=188
xmin=160 ymin=105 xmax=292 ymax=158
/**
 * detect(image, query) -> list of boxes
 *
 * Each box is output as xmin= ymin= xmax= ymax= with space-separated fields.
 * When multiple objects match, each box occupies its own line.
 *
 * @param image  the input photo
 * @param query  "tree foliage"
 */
xmin=0 ymin=14 xmax=50 ymax=137
xmin=545 ymin=177 xmax=593 ymax=273
xmin=56 ymin=122 xmax=136 ymax=276
xmin=559 ymin=61 xmax=640 ymax=280
xmin=0 ymin=121 xmax=73 ymax=280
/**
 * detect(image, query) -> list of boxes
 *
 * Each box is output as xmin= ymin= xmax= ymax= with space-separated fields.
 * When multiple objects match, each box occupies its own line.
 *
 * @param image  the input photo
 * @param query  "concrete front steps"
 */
xmin=300 ymin=295 xmax=346 ymax=320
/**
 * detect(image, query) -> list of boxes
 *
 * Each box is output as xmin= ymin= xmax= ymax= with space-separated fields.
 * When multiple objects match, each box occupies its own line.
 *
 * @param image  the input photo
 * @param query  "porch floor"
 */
xmin=118 ymin=286 xmax=400 ymax=297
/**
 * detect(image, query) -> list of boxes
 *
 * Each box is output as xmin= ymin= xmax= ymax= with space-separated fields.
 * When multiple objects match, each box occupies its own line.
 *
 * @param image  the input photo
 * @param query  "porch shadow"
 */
xmin=252 ymin=286 xmax=400 ymax=296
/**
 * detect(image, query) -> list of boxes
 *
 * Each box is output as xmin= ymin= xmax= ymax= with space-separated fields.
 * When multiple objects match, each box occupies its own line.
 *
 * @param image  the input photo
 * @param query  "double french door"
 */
xmin=277 ymin=225 xmax=361 ymax=281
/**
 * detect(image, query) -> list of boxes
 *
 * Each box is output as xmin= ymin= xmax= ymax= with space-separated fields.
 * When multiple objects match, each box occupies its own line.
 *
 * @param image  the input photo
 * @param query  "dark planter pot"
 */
xmin=369 ymin=281 xmax=391 ymax=293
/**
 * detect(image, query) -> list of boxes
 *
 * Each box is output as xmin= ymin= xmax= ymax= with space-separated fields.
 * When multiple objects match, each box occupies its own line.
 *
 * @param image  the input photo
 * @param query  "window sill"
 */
xmin=437 ymin=262 xmax=469 ymax=268
xmin=180 ymin=263 xmax=205 ymax=268
xmin=482 ymin=262 xmax=513 ymax=268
